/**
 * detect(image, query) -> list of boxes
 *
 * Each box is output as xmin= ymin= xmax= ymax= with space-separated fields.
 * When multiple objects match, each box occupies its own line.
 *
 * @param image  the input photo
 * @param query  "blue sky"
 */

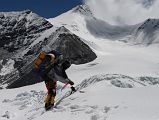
xmin=0 ymin=0 xmax=83 ymax=18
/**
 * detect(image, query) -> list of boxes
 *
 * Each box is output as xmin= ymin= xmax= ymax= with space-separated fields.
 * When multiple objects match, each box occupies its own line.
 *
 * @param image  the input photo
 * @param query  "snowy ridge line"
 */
xmin=75 ymin=74 xmax=159 ymax=89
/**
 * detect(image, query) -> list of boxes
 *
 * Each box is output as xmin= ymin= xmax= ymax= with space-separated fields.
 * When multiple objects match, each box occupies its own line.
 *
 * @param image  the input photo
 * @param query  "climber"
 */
xmin=34 ymin=50 xmax=76 ymax=110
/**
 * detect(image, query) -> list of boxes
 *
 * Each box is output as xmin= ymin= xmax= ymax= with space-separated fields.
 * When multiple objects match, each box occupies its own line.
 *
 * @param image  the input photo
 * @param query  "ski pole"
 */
xmin=61 ymin=83 xmax=69 ymax=91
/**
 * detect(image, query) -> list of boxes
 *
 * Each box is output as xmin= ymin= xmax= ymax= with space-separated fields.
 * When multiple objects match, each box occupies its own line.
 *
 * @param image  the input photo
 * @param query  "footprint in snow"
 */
xmin=91 ymin=114 xmax=100 ymax=120
xmin=70 ymin=105 xmax=80 ymax=110
xmin=1 ymin=111 xmax=15 ymax=119
xmin=2 ymin=99 xmax=12 ymax=103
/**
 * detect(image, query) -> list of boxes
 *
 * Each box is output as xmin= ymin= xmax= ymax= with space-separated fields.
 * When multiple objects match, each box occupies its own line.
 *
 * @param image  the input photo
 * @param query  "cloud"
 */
xmin=84 ymin=0 xmax=159 ymax=25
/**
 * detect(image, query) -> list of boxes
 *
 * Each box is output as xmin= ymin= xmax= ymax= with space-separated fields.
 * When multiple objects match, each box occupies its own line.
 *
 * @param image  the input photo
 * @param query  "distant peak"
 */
xmin=22 ymin=9 xmax=32 ymax=14
xmin=144 ymin=18 xmax=159 ymax=23
xmin=137 ymin=18 xmax=159 ymax=30
xmin=56 ymin=26 xmax=70 ymax=33
xmin=0 ymin=9 xmax=32 ymax=15
xmin=73 ymin=4 xmax=93 ymax=17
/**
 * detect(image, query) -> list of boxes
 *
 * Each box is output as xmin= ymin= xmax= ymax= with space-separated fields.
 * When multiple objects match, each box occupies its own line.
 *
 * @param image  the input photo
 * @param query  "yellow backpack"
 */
xmin=34 ymin=51 xmax=47 ymax=70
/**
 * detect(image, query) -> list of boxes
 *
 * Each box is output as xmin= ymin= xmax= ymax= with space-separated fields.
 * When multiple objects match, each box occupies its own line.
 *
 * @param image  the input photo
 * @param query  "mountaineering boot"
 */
xmin=45 ymin=94 xmax=52 ymax=109
xmin=45 ymin=94 xmax=55 ymax=110
xmin=50 ymin=96 xmax=55 ymax=106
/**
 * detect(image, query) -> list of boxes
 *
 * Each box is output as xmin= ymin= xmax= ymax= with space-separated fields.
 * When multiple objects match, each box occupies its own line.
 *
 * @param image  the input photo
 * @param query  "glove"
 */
xmin=70 ymin=86 xmax=76 ymax=94
xmin=68 ymin=80 xmax=74 ymax=85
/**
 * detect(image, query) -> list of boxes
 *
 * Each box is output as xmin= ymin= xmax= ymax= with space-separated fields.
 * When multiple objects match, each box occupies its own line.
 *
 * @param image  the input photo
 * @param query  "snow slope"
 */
xmin=1 ymin=74 xmax=159 ymax=120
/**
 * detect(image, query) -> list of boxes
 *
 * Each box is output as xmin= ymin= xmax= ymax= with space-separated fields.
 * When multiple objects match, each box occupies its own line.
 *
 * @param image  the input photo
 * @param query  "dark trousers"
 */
xmin=45 ymin=80 xmax=57 ymax=96
xmin=41 ymin=74 xmax=57 ymax=96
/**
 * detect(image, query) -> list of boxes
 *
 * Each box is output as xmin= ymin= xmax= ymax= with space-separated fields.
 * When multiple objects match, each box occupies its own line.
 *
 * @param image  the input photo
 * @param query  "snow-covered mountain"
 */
xmin=48 ymin=5 xmax=159 ymax=45
xmin=48 ymin=5 xmax=137 ymax=40
xmin=140 ymin=0 xmax=155 ymax=8
xmin=1 ymin=4 xmax=159 ymax=120
xmin=130 ymin=18 xmax=159 ymax=45
xmin=0 ymin=10 xmax=52 ymax=51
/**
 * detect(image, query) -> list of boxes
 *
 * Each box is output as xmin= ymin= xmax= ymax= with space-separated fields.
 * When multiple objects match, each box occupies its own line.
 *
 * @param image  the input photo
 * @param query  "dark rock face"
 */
xmin=47 ymin=27 xmax=97 ymax=64
xmin=6 ymin=69 xmax=42 ymax=89
xmin=0 ymin=11 xmax=97 ymax=89
xmin=55 ymin=33 xmax=96 ymax=64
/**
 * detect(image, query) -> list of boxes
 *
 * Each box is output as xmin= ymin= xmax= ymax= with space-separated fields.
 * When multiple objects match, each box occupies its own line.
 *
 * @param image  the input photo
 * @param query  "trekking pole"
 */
xmin=61 ymin=83 xmax=69 ymax=91
xmin=61 ymin=83 xmax=76 ymax=94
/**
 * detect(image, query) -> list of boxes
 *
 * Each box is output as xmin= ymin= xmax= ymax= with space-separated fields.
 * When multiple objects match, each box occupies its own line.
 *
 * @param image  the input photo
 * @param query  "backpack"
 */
xmin=34 ymin=50 xmax=63 ymax=75
xmin=34 ymin=51 xmax=46 ymax=70
xmin=34 ymin=51 xmax=52 ymax=75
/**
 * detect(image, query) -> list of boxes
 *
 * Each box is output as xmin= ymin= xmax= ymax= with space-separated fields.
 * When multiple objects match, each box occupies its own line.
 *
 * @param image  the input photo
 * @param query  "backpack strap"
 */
xmin=48 ymin=50 xmax=64 ymax=64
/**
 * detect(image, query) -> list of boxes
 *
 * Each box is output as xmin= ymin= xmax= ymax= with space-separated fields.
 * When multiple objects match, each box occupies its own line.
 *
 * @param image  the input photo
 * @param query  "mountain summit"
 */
xmin=73 ymin=5 xmax=93 ymax=17
xmin=131 ymin=18 xmax=159 ymax=45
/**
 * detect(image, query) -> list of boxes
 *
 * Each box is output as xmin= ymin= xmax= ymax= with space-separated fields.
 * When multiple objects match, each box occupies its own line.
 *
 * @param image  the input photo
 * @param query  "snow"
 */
xmin=0 ymin=59 xmax=15 ymax=76
xmin=1 ymin=5 xmax=159 ymax=120
xmin=1 ymin=75 xmax=159 ymax=120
